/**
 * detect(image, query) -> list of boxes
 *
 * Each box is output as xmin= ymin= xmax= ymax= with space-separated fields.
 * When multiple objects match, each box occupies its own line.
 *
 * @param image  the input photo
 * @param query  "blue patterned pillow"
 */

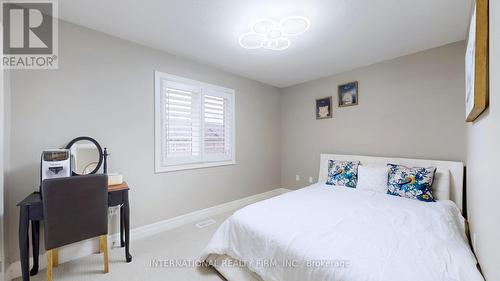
xmin=326 ymin=160 xmax=360 ymax=188
xmin=387 ymin=164 xmax=437 ymax=202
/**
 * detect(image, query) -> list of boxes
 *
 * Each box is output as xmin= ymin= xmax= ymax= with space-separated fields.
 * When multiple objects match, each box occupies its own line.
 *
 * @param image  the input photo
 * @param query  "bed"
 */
xmin=202 ymin=154 xmax=483 ymax=281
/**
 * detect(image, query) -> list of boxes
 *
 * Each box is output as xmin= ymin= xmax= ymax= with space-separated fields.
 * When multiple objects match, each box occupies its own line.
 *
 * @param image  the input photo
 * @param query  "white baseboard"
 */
xmin=6 ymin=188 xmax=290 ymax=281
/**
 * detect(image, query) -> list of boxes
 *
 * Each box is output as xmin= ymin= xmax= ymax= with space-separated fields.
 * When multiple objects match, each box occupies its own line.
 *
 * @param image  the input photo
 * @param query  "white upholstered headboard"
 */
xmin=318 ymin=154 xmax=464 ymax=211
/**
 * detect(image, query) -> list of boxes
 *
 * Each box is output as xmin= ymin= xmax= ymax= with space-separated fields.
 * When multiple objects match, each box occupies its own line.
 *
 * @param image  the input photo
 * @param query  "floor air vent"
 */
xmin=195 ymin=218 xmax=216 ymax=228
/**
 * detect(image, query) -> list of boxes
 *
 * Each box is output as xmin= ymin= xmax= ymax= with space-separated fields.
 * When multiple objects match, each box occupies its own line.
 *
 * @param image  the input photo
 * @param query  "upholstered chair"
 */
xmin=42 ymin=174 xmax=109 ymax=281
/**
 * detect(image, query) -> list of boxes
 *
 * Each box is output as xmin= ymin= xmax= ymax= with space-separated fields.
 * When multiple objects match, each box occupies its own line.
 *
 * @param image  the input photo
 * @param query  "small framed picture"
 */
xmin=315 ymin=96 xmax=332 ymax=119
xmin=338 ymin=81 xmax=358 ymax=107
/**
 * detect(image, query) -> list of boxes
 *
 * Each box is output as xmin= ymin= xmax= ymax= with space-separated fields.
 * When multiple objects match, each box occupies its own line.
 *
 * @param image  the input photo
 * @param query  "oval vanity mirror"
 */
xmin=66 ymin=136 xmax=103 ymax=176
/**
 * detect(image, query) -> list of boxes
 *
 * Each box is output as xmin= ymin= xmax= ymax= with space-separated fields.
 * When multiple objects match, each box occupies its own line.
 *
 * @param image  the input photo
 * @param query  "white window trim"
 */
xmin=154 ymin=71 xmax=236 ymax=173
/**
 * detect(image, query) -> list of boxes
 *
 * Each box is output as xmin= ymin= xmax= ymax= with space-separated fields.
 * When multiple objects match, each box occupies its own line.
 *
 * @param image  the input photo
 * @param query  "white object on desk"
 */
xmin=41 ymin=149 xmax=71 ymax=181
xmin=108 ymin=173 xmax=123 ymax=186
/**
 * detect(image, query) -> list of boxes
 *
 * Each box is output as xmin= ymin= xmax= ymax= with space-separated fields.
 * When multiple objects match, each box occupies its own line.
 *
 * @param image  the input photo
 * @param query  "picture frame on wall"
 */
xmin=315 ymin=96 xmax=332 ymax=119
xmin=465 ymin=0 xmax=489 ymax=122
xmin=338 ymin=81 xmax=358 ymax=107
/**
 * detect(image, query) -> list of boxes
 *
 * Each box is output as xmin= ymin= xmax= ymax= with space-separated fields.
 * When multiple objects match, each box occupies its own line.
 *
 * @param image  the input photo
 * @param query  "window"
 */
xmin=155 ymin=71 xmax=235 ymax=172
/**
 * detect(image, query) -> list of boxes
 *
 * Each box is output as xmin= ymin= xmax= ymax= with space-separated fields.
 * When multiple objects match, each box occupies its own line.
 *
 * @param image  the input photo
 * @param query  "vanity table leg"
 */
xmin=19 ymin=206 xmax=30 ymax=281
xmin=123 ymin=191 xmax=132 ymax=262
xmin=120 ymin=205 xmax=125 ymax=247
xmin=30 ymin=220 xmax=40 ymax=275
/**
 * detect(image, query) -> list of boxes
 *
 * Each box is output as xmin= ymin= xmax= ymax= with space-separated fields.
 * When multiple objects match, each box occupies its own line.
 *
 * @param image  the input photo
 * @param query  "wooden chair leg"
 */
xmin=99 ymin=235 xmax=109 ymax=273
xmin=46 ymin=249 xmax=53 ymax=281
xmin=52 ymin=248 xmax=59 ymax=267
xmin=98 ymin=237 xmax=103 ymax=253
xmin=99 ymin=235 xmax=106 ymax=253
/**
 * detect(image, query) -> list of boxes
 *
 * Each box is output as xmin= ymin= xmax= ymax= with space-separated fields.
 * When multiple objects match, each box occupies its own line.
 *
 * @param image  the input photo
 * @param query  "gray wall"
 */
xmin=4 ymin=69 xmax=11 ymax=281
xmin=280 ymin=42 xmax=466 ymax=189
xmin=466 ymin=2 xmax=500 ymax=280
xmin=5 ymin=21 xmax=282 ymax=262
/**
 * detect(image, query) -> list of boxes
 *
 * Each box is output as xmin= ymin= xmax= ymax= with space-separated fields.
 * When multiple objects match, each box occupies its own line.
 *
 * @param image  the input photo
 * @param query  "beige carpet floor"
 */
xmin=15 ymin=212 xmax=232 ymax=281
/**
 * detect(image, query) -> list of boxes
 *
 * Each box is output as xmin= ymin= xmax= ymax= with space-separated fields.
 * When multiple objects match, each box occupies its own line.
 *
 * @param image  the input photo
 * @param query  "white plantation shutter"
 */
xmin=162 ymin=80 xmax=202 ymax=165
xmin=203 ymin=92 xmax=233 ymax=161
xmin=155 ymin=72 xmax=235 ymax=172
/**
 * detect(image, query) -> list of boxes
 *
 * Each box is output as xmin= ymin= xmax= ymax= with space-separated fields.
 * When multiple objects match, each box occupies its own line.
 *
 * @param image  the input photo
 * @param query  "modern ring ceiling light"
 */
xmin=239 ymin=16 xmax=310 ymax=51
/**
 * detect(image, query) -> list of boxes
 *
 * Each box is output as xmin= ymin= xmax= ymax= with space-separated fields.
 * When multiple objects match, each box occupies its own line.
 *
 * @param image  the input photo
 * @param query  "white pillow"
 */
xmin=432 ymin=168 xmax=450 ymax=200
xmin=357 ymin=165 xmax=389 ymax=193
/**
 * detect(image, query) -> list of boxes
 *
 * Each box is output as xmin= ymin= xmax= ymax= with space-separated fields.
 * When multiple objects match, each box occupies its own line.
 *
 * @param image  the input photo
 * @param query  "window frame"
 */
xmin=154 ymin=71 xmax=236 ymax=173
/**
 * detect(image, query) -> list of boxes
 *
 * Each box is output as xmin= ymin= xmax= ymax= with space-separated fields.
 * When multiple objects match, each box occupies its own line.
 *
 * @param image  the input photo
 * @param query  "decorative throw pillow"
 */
xmin=387 ymin=164 xmax=437 ymax=202
xmin=326 ymin=160 xmax=360 ymax=188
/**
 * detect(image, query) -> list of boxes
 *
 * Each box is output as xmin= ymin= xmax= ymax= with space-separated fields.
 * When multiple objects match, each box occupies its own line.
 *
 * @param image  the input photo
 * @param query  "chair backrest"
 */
xmin=42 ymin=174 xmax=108 ymax=250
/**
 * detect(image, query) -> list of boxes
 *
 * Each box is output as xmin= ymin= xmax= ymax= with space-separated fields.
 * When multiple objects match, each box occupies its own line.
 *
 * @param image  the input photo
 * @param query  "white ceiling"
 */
xmin=59 ymin=0 xmax=471 ymax=88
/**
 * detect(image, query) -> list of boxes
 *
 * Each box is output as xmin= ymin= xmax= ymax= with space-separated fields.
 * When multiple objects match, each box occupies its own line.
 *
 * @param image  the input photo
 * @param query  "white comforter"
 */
xmin=202 ymin=184 xmax=484 ymax=281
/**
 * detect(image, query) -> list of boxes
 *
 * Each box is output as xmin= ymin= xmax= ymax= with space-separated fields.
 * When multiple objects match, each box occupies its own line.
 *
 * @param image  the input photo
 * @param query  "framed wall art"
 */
xmin=465 ymin=0 xmax=489 ymax=122
xmin=338 ymin=81 xmax=358 ymax=107
xmin=316 ymin=96 xmax=332 ymax=119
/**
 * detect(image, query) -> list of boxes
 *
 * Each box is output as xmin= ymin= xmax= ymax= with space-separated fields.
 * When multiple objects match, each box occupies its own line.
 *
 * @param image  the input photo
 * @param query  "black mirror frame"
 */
xmin=65 ymin=136 xmax=104 ymax=176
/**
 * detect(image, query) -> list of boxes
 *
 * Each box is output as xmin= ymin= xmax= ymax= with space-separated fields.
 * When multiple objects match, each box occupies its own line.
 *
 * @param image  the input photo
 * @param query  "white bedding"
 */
xmin=202 ymin=184 xmax=483 ymax=281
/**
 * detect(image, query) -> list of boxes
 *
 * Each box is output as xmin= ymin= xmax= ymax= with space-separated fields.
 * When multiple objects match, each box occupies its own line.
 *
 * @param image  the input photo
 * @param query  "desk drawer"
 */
xmin=108 ymin=190 xmax=126 ymax=207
